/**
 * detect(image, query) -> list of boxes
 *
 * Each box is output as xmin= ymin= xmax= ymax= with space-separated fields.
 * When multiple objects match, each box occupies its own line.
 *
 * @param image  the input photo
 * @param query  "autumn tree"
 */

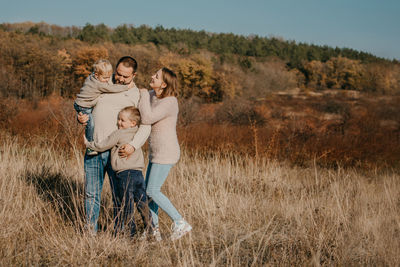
xmin=304 ymin=57 xmax=365 ymax=90
xmin=72 ymin=46 xmax=109 ymax=85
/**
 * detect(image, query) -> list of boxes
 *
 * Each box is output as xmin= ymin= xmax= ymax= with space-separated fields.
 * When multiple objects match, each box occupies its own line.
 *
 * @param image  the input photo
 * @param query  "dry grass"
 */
xmin=1 ymin=130 xmax=399 ymax=266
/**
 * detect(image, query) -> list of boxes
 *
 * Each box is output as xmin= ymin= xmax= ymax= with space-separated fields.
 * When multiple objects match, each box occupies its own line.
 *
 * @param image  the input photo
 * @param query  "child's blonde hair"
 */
xmin=93 ymin=59 xmax=113 ymax=76
xmin=119 ymin=106 xmax=141 ymax=125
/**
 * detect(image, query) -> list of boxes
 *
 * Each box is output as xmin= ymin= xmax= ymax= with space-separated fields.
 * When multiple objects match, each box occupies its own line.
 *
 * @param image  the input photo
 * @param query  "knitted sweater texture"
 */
xmin=139 ymin=90 xmax=180 ymax=164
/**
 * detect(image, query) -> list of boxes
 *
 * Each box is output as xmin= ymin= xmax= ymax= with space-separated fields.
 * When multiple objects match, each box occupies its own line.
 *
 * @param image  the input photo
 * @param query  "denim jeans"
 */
xmin=74 ymin=102 xmax=94 ymax=142
xmin=145 ymin=162 xmax=182 ymax=227
xmin=84 ymin=150 xmax=118 ymax=232
xmin=114 ymin=169 xmax=152 ymax=237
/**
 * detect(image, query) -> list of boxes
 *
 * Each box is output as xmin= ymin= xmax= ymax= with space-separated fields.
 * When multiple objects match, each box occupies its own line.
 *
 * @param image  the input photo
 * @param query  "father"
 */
xmin=78 ymin=56 xmax=150 ymax=233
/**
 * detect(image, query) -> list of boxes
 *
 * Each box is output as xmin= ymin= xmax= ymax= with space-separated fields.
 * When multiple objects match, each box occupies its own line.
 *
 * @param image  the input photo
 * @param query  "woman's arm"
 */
xmin=118 ymin=123 xmax=151 ymax=158
xmin=138 ymin=89 xmax=177 ymax=125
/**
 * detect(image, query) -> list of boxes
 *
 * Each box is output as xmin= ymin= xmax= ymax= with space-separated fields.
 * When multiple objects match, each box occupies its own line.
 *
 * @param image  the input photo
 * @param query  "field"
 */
xmin=0 ymin=93 xmax=399 ymax=265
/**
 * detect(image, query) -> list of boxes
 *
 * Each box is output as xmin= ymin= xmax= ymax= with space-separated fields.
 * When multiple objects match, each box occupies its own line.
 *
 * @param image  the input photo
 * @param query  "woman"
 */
xmin=139 ymin=67 xmax=192 ymax=241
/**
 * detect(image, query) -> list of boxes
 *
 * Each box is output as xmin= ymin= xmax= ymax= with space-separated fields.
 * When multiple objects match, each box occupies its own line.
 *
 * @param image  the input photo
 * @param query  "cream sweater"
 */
xmin=92 ymin=84 xmax=151 ymax=150
xmin=139 ymin=90 xmax=180 ymax=164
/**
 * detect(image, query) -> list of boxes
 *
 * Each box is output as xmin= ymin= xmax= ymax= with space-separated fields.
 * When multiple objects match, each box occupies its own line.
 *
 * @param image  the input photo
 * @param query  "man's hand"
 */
xmin=77 ymin=112 xmax=89 ymax=126
xmin=119 ymin=144 xmax=135 ymax=158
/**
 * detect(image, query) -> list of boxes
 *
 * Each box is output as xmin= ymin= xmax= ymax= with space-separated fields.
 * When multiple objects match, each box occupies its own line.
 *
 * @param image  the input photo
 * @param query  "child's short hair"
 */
xmin=93 ymin=59 xmax=113 ymax=76
xmin=119 ymin=106 xmax=141 ymax=125
xmin=160 ymin=67 xmax=178 ymax=98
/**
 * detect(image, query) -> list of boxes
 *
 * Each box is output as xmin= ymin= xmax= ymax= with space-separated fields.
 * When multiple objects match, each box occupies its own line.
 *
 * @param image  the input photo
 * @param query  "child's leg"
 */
xmin=85 ymin=112 xmax=95 ymax=142
xmin=120 ymin=170 xmax=138 ymax=237
xmin=145 ymin=162 xmax=183 ymax=226
xmin=113 ymin=171 xmax=125 ymax=235
xmin=74 ymin=102 xmax=94 ymax=142
xmin=131 ymin=171 xmax=152 ymax=232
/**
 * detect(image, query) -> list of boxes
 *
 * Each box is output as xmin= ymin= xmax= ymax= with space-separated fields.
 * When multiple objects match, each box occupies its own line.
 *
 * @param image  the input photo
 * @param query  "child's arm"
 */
xmin=138 ymin=89 xmax=177 ymax=125
xmin=94 ymin=78 xmax=129 ymax=94
xmin=85 ymin=129 xmax=120 ymax=152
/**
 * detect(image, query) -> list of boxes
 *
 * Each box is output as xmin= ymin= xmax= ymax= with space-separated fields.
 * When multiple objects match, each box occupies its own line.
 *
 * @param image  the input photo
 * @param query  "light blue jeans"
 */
xmin=84 ymin=150 xmax=118 ymax=232
xmin=145 ymin=162 xmax=182 ymax=227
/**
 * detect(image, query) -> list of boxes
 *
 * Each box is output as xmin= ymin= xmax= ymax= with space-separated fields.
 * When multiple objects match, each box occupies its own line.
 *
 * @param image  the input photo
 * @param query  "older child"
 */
xmin=75 ymin=59 xmax=131 ymax=156
xmin=85 ymin=106 xmax=151 ymax=237
xmin=139 ymin=67 xmax=192 ymax=241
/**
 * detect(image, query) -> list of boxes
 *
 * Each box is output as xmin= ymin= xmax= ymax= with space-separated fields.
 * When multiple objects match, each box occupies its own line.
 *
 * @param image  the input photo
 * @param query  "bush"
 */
xmin=215 ymin=98 xmax=265 ymax=125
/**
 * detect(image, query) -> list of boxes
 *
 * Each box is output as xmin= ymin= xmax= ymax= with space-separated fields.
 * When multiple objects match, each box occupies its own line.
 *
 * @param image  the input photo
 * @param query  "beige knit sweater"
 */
xmin=75 ymin=73 xmax=129 ymax=108
xmin=86 ymin=127 xmax=144 ymax=173
xmin=92 ymin=84 xmax=151 ymax=150
xmin=138 ymin=89 xmax=180 ymax=164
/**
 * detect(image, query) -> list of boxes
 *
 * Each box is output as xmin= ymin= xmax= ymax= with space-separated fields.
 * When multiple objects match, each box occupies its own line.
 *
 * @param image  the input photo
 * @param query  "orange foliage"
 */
xmin=72 ymin=47 xmax=109 ymax=83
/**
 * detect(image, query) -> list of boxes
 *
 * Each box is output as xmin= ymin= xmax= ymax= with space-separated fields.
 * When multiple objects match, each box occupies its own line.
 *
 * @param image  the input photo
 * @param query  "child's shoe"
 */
xmin=171 ymin=219 xmax=192 ymax=241
xmin=86 ymin=148 xmax=98 ymax=156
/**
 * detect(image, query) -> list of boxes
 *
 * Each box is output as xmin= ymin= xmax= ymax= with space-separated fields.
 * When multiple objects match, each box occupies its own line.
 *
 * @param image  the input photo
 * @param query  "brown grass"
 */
xmin=1 ymin=131 xmax=400 ymax=265
xmin=0 ymin=94 xmax=399 ymax=265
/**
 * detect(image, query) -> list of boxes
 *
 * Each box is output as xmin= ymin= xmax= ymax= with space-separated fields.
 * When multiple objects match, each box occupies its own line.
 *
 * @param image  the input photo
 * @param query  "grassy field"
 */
xmin=1 ymin=127 xmax=399 ymax=265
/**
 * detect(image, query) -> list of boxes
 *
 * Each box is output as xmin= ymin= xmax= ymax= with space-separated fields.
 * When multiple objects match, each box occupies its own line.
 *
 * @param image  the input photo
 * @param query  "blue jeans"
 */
xmin=114 ymin=169 xmax=152 ymax=237
xmin=84 ymin=150 xmax=118 ymax=232
xmin=74 ymin=102 xmax=94 ymax=142
xmin=145 ymin=162 xmax=182 ymax=227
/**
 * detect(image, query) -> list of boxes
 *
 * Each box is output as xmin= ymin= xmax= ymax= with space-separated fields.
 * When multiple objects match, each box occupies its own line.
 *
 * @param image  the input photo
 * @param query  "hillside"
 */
xmin=1 ymin=21 xmax=400 ymax=101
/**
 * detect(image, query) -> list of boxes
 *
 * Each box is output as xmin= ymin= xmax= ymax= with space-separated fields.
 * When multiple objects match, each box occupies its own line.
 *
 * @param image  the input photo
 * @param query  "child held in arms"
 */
xmin=74 ymin=59 xmax=133 ymax=156
xmin=85 ymin=106 xmax=152 ymax=238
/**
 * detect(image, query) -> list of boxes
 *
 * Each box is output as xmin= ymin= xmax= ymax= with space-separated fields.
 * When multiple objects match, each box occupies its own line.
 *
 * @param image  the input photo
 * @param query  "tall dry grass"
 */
xmin=1 ymin=129 xmax=399 ymax=265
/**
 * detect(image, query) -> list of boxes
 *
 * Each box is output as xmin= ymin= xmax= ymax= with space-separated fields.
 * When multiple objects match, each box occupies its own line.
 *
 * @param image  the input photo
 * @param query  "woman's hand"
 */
xmin=77 ymin=112 xmax=89 ymax=126
xmin=119 ymin=144 xmax=135 ymax=158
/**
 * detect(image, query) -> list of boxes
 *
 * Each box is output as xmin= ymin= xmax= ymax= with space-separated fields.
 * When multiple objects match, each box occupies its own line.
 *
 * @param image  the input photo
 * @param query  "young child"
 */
xmin=74 ymin=59 xmax=131 ymax=156
xmin=85 ymin=106 xmax=152 ymax=237
xmin=139 ymin=67 xmax=192 ymax=241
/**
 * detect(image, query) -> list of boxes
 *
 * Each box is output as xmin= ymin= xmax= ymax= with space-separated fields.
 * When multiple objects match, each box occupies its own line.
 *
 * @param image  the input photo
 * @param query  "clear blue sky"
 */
xmin=1 ymin=0 xmax=399 ymax=60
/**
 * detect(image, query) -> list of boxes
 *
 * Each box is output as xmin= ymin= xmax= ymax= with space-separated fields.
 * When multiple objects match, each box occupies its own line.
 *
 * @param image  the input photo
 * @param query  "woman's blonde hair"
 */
xmin=160 ymin=67 xmax=178 ymax=98
xmin=93 ymin=59 xmax=113 ymax=76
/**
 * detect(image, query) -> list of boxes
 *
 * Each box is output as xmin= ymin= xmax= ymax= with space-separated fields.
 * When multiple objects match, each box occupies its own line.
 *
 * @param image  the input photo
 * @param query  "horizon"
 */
xmin=0 ymin=0 xmax=399 ymax=60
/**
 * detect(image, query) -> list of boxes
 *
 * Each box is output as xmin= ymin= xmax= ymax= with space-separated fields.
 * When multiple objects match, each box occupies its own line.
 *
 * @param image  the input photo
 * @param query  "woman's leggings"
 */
xmin=145 ymin=162 xmax=183 ymax=227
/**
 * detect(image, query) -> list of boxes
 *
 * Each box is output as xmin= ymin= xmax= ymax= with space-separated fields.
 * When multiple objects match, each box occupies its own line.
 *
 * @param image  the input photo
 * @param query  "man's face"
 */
xmin=114 ymin=64 xmax=135 ymax=85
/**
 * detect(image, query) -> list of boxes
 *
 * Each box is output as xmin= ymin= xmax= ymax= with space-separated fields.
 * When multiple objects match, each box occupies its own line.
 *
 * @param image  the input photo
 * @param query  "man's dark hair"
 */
xmin=116 ymin=56 xmax=138 ymax=73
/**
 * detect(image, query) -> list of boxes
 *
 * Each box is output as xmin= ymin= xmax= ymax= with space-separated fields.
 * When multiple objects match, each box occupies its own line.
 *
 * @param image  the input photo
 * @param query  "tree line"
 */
xmin=0 ymin=22 xmax=399 ymax=102
xmin=2 ymin=22 xmax=395 ymax=67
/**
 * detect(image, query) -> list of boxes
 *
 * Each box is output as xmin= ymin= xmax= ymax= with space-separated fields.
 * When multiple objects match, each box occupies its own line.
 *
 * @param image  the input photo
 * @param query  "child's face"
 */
xmin=117 ymin=112 xmax=136 ymax=129
xmin=95 ymin=72 xmax=112 ymax=83
xmin=150 ymin=69 xmax=166 ymax=97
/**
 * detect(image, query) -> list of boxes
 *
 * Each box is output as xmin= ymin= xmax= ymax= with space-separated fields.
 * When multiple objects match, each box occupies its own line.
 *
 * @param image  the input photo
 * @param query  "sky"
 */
xmin=0 ymin=0 xmax=399 ymax=60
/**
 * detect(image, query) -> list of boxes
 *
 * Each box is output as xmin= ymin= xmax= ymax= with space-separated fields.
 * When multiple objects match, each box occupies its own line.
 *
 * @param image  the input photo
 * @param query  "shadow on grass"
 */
xmin=24 ymin=166 xmax=85 ymax=226
xmin=23 ymin=166 xmax=116 ymax=232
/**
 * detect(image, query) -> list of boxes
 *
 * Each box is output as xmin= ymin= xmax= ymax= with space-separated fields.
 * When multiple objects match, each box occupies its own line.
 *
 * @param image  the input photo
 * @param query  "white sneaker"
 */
xmin=86 ymin=148 xmax=98 ymax=156
xmin=171 ymin=219 xmax=192 ymax=241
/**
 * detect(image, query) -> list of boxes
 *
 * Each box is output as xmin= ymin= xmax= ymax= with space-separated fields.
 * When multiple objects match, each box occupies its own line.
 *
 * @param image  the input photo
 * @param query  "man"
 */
xmin=78 ymin=56 xmax=150 ymax=233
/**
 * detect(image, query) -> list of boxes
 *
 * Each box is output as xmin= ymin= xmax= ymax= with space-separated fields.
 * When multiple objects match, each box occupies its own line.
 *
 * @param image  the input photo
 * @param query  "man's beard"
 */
xmin=114 ymin=79 xmax=128 ymax=85
xmin=112 ymin=76 xmax=131 ymax=85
